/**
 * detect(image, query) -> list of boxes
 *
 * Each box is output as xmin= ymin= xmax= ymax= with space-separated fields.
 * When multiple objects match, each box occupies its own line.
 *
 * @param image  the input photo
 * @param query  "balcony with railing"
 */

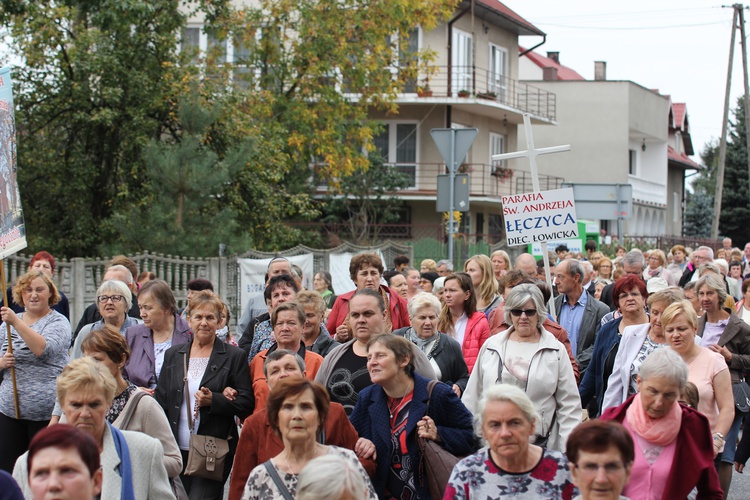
xmin=398 ymin=65 xmax=557 ymax=122
xmin=316 ymin=163 xmax=564 ymax=200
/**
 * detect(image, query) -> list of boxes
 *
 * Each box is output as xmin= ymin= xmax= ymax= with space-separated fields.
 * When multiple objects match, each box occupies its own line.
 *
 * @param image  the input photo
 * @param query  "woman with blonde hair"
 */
xmin=0 ymin=270 xmax=69 ymax=473
xmin=419 ymin=259 xmax=437 ymax=273
xmin=594 ymin=256 xmax=613 ymax=281
xmin=490 ymin=250 xmax=511 ymax=281
xmin=644 ymin=249 xmax=676 ymax=286
xmin=463 ymin=254 xmax=501 ymax=315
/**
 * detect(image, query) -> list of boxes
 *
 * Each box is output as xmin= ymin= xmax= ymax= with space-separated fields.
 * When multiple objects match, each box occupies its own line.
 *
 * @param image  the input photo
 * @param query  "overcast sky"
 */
xmin=503 ymin=0 xmax=744 ymax=166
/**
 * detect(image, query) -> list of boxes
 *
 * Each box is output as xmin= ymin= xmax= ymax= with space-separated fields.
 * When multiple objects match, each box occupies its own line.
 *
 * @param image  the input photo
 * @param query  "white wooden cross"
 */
xmin=492 ymin=113 xmax=571 ymax=317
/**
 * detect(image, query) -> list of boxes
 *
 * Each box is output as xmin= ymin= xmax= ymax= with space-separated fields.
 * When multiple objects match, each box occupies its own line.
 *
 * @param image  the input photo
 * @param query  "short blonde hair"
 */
xmin=649 ymin=249 xmax=667 ymax=266
xmin=12 ymin=270 xmax=61 ymax=307
xmin=420 ymin=259 xmax=437 ymax=272
xmin=57 ymin=357 xmax=117 ymax=407
xmin=296 ymin=290 xmax=326 ymax=316
xmin=661 ymin=300 xmax=699 ymax=331
xmin=189 ymin=290 xmax=224 ymax=318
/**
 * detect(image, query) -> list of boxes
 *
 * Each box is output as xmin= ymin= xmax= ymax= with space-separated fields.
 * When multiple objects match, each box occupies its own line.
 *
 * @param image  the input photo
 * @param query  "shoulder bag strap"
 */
xmin=184 ymin=352 xmax=193 ymax=433
xmin=425 ymin=379 xmax=439 ymax=416
xmin=118 ymin=390 xmax=148 ymax=430
xmin=263 ymin=460 xmax=295 ymax=500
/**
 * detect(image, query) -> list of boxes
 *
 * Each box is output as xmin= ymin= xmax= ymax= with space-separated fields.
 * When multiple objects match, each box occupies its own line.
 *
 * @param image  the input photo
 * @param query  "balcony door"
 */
xmin=490 ymin=132 xmax=505 ymax=170
xmin=452 ymin=29 xmax=472 ymax=96
xmin=489 ymin=44 xmax=507 ymax=102
xmin=373 ymin=122 xmax=418 ymax=188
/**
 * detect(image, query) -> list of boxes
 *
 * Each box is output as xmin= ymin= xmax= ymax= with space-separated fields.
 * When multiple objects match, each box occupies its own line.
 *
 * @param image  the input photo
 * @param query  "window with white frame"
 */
xmin=179 ymin=25 xmax=264 ymax=89
xmin=490 ymin=132 xmax=505 ymax=171
xmin=398 ymin=27 xmax=420 ymax=93
xmin=372 ymin=122 xmax=418 ymax=188
xmin=629 ymin=149 xmax=637 ymax=175
xmin=452 ymin=29 xmax=473 ymax=95
xmin=488 ymin=44 xmax=507 ymax=101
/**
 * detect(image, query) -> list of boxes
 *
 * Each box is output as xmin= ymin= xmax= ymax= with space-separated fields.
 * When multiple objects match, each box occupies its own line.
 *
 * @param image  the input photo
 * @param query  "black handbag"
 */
xmin=733 ymin=380 xmax=750 ymax=413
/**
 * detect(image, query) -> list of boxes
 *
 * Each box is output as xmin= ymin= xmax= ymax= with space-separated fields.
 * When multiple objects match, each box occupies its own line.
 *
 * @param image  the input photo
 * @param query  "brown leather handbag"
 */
xmin=417 ymin=380 xmax=461 ymax=499
xmin=182 ymin=353 xmax=230 ymax=482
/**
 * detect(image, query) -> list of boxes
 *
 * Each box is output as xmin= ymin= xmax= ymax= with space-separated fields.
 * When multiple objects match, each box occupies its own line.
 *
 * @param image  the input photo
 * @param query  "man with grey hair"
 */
xmin=678 ymin=245 xmax=714 ymax=288
xmin=580 ymin=260 xmax=595 ymax=296
xmin=436 ymin=259 xmax=453 ymax=277
xmin=600 ymin=251 xmax=646 ymax=310
xmin=73 ymin=263 xmax=140 ymax=340
xmin=553 ymin=259 xmax=608 ymax=375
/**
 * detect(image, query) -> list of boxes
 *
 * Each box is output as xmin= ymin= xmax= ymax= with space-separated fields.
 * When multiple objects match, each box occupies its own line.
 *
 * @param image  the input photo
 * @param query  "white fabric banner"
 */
xmin=238 ymin=254 xmax=314 ymax=309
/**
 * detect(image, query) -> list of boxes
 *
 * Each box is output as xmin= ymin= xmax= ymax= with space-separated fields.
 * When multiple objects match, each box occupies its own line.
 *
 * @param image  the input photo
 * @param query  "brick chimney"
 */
xmin=543 ymin=67 xmax=558 ymax=81
xmin=546 ymin=51 xmax=560 ymax=64
xmin=594 ymin=61 xmax=607 ymax=81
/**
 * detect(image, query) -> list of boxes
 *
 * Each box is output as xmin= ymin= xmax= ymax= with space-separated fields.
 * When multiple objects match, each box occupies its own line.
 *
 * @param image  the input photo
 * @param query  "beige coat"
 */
xmin=59 ymin=389 xmax=182 ymax=478
xmin=14 ymin=425 xmax=175 ymax=499
xmin=461 ymin=326 xmax=582 ymax=452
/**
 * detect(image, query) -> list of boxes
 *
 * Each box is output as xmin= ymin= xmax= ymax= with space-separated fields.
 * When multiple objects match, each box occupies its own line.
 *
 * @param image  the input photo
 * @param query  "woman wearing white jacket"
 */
xmin=461 ymin=284 xmax=581 ymax=452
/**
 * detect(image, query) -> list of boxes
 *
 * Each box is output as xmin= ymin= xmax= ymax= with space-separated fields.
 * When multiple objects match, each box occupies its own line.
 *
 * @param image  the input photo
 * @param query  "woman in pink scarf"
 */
xmin=600 ymin=348 xmax=723 ymax=499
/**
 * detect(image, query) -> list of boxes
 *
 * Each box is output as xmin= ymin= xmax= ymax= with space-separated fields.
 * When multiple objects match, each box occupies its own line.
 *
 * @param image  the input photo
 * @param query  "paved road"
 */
xmin=729 ymin=467 xmax=750 ymax=500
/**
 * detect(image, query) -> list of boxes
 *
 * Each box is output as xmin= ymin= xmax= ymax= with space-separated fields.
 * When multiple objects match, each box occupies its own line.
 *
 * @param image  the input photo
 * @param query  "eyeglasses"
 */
xmin=574 ymin=462 xmax=626 ymax=475
xmin=97 ymin=295 xmax=125 ymax=304
xmin=618 ymin=291 xmax=642 ymax=300
xmin=510 ymin=309 xmax=537 ymax=317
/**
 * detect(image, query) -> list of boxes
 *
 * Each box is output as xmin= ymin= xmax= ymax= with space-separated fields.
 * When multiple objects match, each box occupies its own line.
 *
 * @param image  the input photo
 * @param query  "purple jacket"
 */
xmin=124 ymin=314 xmax=192 ymax=388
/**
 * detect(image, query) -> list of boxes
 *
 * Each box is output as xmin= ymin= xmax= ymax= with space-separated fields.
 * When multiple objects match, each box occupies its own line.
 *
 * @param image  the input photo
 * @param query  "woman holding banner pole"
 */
xmin=0 ymin=270 xmax=71 ymax=473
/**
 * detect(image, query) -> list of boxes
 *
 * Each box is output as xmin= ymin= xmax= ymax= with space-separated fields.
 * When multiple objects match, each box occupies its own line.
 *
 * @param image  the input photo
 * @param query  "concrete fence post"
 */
xmin=71 ymin=257 xmax=86 ymax=327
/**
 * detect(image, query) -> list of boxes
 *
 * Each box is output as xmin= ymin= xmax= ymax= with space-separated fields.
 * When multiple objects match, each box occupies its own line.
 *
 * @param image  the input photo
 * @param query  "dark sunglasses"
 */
xmin=510 ymin=308 xmax=537 ymax=317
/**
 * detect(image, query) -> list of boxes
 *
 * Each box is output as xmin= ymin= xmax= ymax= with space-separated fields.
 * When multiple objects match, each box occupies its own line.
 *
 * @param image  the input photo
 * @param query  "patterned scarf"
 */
xmin=406 ymin=326 xmax=438 ymax=353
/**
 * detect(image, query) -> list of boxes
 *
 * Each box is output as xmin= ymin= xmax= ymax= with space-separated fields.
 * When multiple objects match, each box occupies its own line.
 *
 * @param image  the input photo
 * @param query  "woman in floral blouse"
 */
xmin=445 ymin=383 xmax=577 ymax=500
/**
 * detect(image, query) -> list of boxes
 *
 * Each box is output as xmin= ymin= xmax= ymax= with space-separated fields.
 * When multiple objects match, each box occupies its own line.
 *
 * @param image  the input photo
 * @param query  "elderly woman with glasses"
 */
xmin=72 ymin=279 xmax=142 ymax=359
xmin=643 ymin=249 xmax=676 ymax=286
xmin=600 ymin=348 xmax=723 ymax=499
xmin=462 ymin=284 xmax=581 ymax=452
xmin=601 ymin=287 xmax=684 ymax=412
xmin=566 ymin=420 xmax=634 ymax=500
xmin=393 ymin=292 xmax=469 ymax=397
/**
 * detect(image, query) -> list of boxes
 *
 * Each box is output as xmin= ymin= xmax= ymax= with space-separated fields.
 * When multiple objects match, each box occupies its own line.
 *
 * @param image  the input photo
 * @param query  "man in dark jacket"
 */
xmin=678 ymin=246 xmax=713 ymax=287
xmin=553 ymin=259 xmax=609 ymax=376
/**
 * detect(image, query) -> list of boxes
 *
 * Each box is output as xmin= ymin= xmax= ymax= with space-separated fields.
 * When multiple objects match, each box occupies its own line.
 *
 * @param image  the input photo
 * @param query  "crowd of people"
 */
xmin=1 ymin=241 xmax=750 ymax=499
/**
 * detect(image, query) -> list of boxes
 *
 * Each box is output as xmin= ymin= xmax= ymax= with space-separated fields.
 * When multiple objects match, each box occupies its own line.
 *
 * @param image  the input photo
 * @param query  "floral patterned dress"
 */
xmin=241 ymin=446 xmax=378 ymax=500
xmin=444 ymin=447 xmax=577 ymax=500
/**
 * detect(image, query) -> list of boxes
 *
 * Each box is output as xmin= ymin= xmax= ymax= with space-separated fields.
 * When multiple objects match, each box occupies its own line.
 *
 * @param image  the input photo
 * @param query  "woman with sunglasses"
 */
xmin=462 ymin=284 xmax=581 ymax=452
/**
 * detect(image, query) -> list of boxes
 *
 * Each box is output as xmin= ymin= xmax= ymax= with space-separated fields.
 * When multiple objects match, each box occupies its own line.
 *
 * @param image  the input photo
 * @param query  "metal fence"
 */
xmin=4 ymin=242 xmax=412 ymax=331
xmin=7 ymin=233 xmax=724 ymax=331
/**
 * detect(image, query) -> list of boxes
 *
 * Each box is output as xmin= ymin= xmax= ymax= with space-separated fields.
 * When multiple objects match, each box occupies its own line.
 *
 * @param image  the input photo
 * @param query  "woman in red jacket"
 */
xmin=437 ymin=272 xmax=491 ymax=373
xmin=326 ymin=253 xmax=410 ymax=341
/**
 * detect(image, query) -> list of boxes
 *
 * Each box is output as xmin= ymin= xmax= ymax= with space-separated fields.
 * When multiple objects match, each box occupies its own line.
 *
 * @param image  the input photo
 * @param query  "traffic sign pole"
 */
xmin=431 ymin=128 xmax=478 ymax=268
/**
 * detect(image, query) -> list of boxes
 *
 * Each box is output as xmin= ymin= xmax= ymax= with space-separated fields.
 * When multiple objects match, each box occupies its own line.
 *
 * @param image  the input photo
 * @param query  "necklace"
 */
xmin=283 ymin=444 xmax=320 ymax=476
xmin=387 ymin=380 xmax=414 ymax=418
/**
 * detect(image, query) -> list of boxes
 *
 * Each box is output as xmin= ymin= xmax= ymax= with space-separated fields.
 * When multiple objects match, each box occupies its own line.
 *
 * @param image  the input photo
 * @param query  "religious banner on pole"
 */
xmin=501 ymin=188 xmax=578 ymax=247
xmin=0 ymin=68 xmax=27 ymax=259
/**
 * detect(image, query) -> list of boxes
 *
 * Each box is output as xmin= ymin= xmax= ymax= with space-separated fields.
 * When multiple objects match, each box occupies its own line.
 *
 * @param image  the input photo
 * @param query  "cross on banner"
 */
xmin=493 ymin=113 xmax=571 ymax=317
